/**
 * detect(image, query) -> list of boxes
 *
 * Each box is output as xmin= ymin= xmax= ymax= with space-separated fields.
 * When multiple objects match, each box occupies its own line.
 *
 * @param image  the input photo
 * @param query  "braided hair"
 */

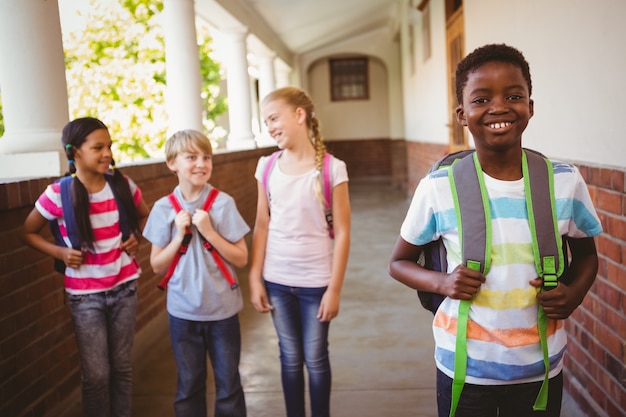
xmin=61 ymin=117 xmax=140 ymax=249
xmin=262 ymin=86 xmax=328 ymax=202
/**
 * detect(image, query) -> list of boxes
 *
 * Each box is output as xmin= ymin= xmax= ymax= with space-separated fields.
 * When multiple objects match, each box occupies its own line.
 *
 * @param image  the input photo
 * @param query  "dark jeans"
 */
xmin=69 ymin=280 xmax=138 ymax=417
xmin=168 ymin=313 xmax=246 ymax=417
xmin=436 ymin=369 xmax=563 ymax=417
xmin=266 ymin=281 xmax=331 ymax=417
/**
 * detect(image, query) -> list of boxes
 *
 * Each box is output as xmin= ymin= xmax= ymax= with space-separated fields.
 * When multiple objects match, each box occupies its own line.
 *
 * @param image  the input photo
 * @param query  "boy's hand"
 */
xmin=444 ymin=264 xmax=486 ymax=300
xmin=174 ymin=210 xmax=191 ymax=238
xmin=530 ymin=278 xmax=580 ymax=320
xmin=191 ymin=209 xmax=215 ymax=237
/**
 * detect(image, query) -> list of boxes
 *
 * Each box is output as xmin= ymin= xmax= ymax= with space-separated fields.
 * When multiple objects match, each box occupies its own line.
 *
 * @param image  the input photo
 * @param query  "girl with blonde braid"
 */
xmin=22 ymin=117 xmax=149 ymax=417
xmin=250 ymin=87 xmax=351 ymax=417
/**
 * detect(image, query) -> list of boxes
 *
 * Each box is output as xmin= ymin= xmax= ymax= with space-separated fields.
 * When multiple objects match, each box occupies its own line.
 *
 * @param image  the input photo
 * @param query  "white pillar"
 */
xmin=257 ymin=52 xmax=276 ymax=102
xmin=0 ymin=0 xmax=68 ymax=179
xmin=275 ymin=59 xmax=293 ymax=88
xmin=163 ymin=0 xmax=203 ymax=136
xmin=256 ymin=52 xmax=277 ymax=146
xmin=221 ymin=27 xmax=256 ymax=150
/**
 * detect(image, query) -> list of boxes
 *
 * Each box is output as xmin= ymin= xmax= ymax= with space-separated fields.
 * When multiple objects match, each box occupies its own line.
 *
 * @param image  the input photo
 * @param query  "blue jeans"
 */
xmin=168 ymin=313 xmax=246 ymax=417
xmin=265 ymin=281 xmax=331 ymax=417
xmin=68 ymin=280 xmax=138 ymax=417
xmin=436 ymin=369 xmax=563 ymax=417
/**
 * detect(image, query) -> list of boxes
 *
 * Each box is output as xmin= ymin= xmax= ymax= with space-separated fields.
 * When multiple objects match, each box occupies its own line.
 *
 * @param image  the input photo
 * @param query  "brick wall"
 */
xmin=0 ymin=139 xmax=398 ymax=417
xmin=0 ymin=147 xmax=272 ymax=417
xmin=405 ymin=141 xmax=626 ymax=417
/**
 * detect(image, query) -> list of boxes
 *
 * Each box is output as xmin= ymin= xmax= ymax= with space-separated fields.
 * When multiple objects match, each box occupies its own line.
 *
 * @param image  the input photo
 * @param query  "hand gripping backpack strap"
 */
xmin=54 ymin=174 xmax=130 ymax=274
xmin=158 ymin=189 xmax=239 ymax=291
xmin=199 ymin=188 xmax=239 ymax=290
xmin=523 ymin=150 xmax=563 ymax=411
xmin=446 ymin=151 xmax=560 ymax=416
xmin=447 ymin=153 xmax=492 ymax=417
xmin=158 ymin=193 xmax=192 ymax=290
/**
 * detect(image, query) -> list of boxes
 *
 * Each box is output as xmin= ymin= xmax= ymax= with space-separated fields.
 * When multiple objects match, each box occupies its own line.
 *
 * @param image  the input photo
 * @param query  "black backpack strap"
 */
xmin=59 ymin=176 xmax=81 ymax=250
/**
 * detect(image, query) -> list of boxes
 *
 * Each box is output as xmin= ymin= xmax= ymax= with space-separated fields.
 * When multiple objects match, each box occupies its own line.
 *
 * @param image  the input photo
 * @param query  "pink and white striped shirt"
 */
xmin=36 ymin=176 xmax=143 ymax=294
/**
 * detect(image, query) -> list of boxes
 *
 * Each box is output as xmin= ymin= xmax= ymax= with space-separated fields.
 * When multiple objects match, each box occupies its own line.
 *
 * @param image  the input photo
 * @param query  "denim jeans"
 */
xmin=436 ymin=369 xmax=563 ymax=417
xmin=168 ymin=313 xmax=246 ymax=417
xmin=265 ymin=281 xmax=331 ymax=417
xmin=68 ymin=280 xmax=138 ymax=417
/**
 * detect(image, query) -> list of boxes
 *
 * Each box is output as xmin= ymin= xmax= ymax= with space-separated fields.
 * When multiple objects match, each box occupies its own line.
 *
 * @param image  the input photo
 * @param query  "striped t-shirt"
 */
xmin=400 ymin=160 xmax=602 ymax=385
xmin=36 ymin=176 xmax=143 ymax=295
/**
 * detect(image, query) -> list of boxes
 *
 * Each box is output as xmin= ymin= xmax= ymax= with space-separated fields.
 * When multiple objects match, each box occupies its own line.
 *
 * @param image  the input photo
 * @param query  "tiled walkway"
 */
xmin=59 ymin=180 xmax=584 ymax=417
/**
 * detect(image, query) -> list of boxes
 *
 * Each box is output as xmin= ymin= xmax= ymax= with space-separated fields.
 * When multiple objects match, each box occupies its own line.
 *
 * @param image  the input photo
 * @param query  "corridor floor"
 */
xmin=59 ymin=180 xmax=583 ymax=417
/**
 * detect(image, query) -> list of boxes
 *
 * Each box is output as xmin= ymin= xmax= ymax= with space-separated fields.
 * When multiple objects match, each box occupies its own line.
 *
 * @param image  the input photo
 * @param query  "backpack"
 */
xmin=49 ymin=174 xmax=130 ymax=274
xmin=157 ymin=188 xmax=239 ymax=291
xmin=416 ymin=148 xmax=566 ymax=312
xmin=416 ymin=148 xmax=565 ymax=416
xmin=262 ymin=150 xmax=334 ymax=238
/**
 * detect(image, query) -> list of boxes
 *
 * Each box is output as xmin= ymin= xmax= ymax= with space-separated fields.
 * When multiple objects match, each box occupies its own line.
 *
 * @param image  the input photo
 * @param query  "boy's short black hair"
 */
xmin=455 ymin=43 xmax=532 ymax=105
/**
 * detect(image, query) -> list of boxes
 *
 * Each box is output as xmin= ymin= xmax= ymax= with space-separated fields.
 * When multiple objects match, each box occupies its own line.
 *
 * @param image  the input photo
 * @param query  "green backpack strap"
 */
xmin=446 ymin=150 xmax=560 ymax=416
xmin=448 ymin=153 xmax=491 ymax=417
xmin=523 ymin=150 xmax=563 ymax=411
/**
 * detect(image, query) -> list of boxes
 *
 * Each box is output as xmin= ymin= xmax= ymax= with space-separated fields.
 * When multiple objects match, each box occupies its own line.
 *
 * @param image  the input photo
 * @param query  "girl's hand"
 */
xmin=317 ymin=290 xmax=340 ymax=322
xmin=250 ymin=280 xmax=272 ymax=313
xmin=120 ymin=234 xmax=139 ymax=256
xmin=63 ymin=247 xmax=84 ymax=269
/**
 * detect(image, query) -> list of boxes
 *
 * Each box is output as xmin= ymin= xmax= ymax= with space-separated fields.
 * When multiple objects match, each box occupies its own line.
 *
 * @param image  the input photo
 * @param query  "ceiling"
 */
xmin=220 ymin=0 xmax=400 ymax=55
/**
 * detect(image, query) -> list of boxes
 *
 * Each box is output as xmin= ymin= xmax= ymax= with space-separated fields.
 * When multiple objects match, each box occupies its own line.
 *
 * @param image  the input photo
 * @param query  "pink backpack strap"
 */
xmin=322 ymin=152 xmax=332 ymax=210
xmin=262 ymin=151 xmax=282 ymax=199
xmin=321 ymin=153 xmax=334 ymax=239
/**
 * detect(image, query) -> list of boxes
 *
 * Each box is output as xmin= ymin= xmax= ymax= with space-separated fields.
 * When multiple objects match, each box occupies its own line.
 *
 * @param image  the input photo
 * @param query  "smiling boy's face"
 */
xmin=456 ymin=61 xmax=534 ymax=153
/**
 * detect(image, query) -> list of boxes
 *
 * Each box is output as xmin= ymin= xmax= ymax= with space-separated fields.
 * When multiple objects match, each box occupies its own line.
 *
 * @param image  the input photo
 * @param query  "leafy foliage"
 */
xmin=63 ymin=0 xmax=226 ymax=161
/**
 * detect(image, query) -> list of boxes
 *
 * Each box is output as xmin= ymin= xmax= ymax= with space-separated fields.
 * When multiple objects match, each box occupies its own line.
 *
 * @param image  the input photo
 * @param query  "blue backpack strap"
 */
xmin=104 ymin=173 xmax=130 ymax=241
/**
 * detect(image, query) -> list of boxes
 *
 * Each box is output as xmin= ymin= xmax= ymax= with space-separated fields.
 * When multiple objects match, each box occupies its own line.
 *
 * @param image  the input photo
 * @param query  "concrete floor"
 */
xmin=58 ymin=180 xmax=584 ymax=417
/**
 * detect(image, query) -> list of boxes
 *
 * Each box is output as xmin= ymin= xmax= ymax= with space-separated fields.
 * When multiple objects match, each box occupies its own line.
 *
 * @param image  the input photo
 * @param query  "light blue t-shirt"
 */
xmin=143 ymin=184 xmax=250 ymax=321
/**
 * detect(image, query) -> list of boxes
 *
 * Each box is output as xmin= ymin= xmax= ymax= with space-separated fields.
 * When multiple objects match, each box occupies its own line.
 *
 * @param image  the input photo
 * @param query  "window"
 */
xmin=329 ymin=58 xmax=369 ymax=101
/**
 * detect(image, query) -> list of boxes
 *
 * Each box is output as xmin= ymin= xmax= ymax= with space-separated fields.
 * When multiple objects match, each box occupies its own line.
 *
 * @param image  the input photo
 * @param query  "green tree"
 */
xmin=63 ymin=0 xmax=226 ymax=161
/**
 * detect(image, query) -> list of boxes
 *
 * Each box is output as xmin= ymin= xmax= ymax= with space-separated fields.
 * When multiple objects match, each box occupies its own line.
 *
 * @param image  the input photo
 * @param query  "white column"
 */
xmin=221 ymin=27 xmax=256 ymax=150
xmin=257 ymin=52 xmax=276 ymax=102
xmin=163 ymin=0 xmax=203 ymax=136
xmin=0 ymin=0 xmax=68 ymax=179
xmin=275 ymin=59 xmax=293 ymax=88
xmin=256 ymin=52 xmax=277 ymax=146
